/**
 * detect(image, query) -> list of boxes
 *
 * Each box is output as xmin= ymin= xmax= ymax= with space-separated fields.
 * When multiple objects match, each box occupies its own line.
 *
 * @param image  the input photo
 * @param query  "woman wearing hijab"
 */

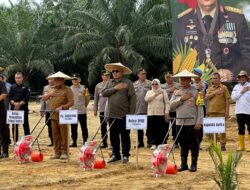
xmin=145 ymin=79 xmax=170 ymax=149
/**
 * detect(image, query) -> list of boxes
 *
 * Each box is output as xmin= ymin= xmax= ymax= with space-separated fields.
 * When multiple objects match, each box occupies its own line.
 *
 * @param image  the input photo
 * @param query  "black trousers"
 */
xmin=236 ymin=114 xmax=250 ymax=135
xmin=178 ymin=125 xmax=199 ymax=158
xmin=109 ymin=117 xmax=130 ymax=158
xmin=147 ymin=115 xmax=168 ymax=146
xmin=99 ymin=112 xmax=107 ymax=144
xmin=0 ymin=112 xmax=10 ymax=153
xmin=71 ymin=114 xmax=88 ymax=143
xmin=45 ymin=112 xmax=53 ymax=142
xmin=12 ymin=109 xmax=30 ymax=142
xmin=170 ymin=112 xmax=178 ymax=143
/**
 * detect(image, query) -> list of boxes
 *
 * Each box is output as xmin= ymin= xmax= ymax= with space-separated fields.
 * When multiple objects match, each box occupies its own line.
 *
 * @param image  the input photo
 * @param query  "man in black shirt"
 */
xmin=9 ymin=72 xmax=30 ymax=142
xmin=0 ymin=80 xmax=8 ymax=158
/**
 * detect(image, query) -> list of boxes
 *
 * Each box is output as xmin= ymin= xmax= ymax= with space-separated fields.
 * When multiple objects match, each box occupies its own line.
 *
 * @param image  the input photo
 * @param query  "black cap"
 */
xmin=71 ymin=73 xmax=81 ymax=79
xmin=101 ymin=70 xmax=110 ymax=76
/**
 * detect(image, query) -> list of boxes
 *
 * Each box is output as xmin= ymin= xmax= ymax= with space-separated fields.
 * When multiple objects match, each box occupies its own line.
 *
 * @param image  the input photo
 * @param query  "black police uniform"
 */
xmin=0 ymin=81 xmax=9 ymax=157
xmin=175 ymin=5 xmax=250 ymax=80
xmin=9 ymin=83 xmax=30 ymax=141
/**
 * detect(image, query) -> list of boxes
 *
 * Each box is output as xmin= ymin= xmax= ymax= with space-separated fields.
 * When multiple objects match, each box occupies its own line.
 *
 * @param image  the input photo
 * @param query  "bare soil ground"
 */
xmin=0 ymin=101 xmax=250 ymax=190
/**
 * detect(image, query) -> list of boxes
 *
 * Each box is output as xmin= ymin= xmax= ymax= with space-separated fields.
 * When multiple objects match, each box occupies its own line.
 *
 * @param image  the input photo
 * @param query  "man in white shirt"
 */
xmin=231 ymin=70 xmax=250 ymax=152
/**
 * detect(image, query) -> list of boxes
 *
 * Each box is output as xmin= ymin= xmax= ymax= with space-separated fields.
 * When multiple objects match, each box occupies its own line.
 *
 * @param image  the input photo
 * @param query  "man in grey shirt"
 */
xmin=93 ymin=70 xmax=110 ymax=148
xmin=133 ymin=68 xmax=151 ymax=148
xmin=102 ymin=63 xmax=136 ymax=163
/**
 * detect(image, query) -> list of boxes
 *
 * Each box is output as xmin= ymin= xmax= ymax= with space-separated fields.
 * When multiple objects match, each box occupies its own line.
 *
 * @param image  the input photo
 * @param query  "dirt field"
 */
xmin=0 ymin=101 xmax=250 ymax=190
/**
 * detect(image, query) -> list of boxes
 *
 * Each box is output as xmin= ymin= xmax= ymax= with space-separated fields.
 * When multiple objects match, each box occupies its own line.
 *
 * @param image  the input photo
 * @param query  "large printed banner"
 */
xmin=172 ymin=0 xmax=250 ymax=82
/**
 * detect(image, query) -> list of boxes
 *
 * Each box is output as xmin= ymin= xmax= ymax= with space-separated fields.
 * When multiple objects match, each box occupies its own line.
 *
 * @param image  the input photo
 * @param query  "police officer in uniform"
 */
xmin=175 ymin=0 xmax=250 ymax=81
xmin=133 ymin=68 xmax=151 ymax=148
xmin=170 ymin=70 xmax=204 ymax=172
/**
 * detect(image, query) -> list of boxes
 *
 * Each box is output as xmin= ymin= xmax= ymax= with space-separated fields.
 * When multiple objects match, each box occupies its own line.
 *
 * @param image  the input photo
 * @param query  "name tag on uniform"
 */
xmin=7 ymin=110 xmax=24 ymax=124
xmin=59 ymin=110 xmax=78 ymax=124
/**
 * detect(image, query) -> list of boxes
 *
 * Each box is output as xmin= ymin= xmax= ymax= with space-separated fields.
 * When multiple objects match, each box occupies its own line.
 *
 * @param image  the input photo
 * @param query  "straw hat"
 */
xmin=47 ymin=71 xmax=71 ymax=80
xmin=0 ymin=66 xmax=4 ymax=72
xmin=237 ymin=70 xmax=249 ymax=78
xmin=105 ymin=62 xmax=132 ymax=75
xmin=173 ymin=69 xmax=198 ymax=78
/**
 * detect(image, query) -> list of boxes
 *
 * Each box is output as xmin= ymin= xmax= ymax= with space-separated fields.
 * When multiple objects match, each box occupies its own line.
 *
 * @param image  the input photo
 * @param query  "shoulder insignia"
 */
xmin=178 ymin=8 xmax=193 ymax=19
xmin=225 ymin=6 xmax=243 ymax=14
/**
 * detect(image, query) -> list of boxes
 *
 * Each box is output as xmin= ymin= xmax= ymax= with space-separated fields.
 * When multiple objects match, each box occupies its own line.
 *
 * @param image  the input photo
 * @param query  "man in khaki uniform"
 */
xmin=206 ymin=72 xmax=230 ymax=151
xmin=42 ymin=71 xmax=74 ymax=160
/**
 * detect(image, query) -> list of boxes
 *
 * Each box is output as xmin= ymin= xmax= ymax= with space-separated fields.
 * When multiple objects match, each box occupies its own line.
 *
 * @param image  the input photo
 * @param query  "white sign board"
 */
xmin=203 ymin=117 xmax=225 ymax=134
xmin=59 ymin=110 xmax=78 ymax=124
xmin=6 ymin=110 xmax=24 ymax=124
xmin=126 ymin=115 xmax=147 ymax=130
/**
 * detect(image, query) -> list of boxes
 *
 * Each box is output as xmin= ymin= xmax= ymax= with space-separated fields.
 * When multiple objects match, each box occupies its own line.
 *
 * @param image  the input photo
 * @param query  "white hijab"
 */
xmin=152 ymin=78 xmax=162 ymax=93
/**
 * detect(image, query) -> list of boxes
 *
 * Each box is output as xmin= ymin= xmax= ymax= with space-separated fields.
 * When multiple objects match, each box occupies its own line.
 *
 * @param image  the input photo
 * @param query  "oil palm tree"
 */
xmin=0 ymin=1 xmax=53 ymax=83
xmin=62 ymin=0 xmax=172 ymax=84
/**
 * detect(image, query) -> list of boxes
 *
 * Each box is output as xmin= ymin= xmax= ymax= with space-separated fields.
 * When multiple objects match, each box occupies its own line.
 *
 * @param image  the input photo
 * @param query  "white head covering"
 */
xmin=152 ymin=78 xmax=162 ymax=93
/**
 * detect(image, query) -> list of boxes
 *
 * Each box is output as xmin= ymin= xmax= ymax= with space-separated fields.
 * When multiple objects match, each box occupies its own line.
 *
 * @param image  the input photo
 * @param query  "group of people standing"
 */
xmin=1 ymin=64 xmax=250 ymax=174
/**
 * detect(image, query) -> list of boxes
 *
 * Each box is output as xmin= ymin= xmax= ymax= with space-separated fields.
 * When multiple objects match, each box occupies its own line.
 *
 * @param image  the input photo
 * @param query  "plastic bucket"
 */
xmin=31 ymin=152 xmax=44 ymax=162
xmin=165 ymin=163 xmax=178 ymax=174
xmin=93 ymin=159 xmax=106 ymax=169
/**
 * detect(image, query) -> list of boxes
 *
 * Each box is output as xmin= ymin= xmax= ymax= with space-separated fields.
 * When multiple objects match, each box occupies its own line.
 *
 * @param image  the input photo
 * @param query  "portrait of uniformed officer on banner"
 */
xmin=174 ymin=0 xmax=250 ymax=82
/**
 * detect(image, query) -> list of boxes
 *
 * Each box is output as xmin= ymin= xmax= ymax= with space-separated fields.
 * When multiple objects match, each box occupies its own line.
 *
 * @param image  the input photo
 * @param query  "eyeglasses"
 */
xmin=112 ymin=70 xmax=120 ymax=73
xmin=152 ymin=83 xmax=158 ymax=86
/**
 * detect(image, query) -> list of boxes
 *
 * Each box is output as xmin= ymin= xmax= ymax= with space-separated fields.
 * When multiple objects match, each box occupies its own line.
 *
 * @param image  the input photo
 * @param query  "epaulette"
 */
xmin=225 ymin=6 xmax=243 ymax=14
xmin=178 ymin=8 xmax=193 ymax=19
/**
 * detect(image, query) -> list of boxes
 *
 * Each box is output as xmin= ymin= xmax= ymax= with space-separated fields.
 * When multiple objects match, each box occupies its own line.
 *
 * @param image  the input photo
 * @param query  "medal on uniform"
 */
xmin=223 ymin=47 xmax=229 ymax=54
xmin=205 ymin=48 xmax=211 ymax=58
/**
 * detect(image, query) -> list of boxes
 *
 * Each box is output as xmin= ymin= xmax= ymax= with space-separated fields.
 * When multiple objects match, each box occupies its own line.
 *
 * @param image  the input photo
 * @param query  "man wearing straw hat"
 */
xmin=231 ymin=70 xmax=250 ymax=152
xmin=170 ymin=69 xmax=204 ymax=172
xmin=42 ymin=71 xmax=74 ymax=160
xmin=102 ymin=63 xmax=136 ymax=163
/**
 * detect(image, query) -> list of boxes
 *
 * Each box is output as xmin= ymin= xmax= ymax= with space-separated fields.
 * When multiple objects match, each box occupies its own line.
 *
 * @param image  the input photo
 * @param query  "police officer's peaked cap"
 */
xmin=137 ymin=68 xmax=147 ymax=74
xmin=71 ymin=73 xmax=81 ymax=79
xmin=101 ymin=70 xmax=110 ymax=76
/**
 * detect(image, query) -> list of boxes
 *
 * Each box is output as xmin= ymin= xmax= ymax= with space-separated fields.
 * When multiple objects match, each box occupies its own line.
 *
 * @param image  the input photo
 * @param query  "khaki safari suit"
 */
xmin=175 ymin=5 xmax=250 ymax=80
xmin=49 ymin=86 xmax=74 ymax=155
xmin=206 ymin=84 xmax=230 ymax=146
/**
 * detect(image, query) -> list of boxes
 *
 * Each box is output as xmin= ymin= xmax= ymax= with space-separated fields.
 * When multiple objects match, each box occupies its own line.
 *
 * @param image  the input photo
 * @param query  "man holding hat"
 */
xmin=231 ymin=70 xmax=250 ymax=151
xmin=70 ymin=73 xmax=90 ymax=147
xmin=133 ymin=68 xmax=151 ymax=148
xmin=102 ymin=63 xmax=136 ymax=163
xmin=42 ymin=71 xmax=74 ymax=160
xmin=170 ymin=69 xmax=204 ymax=172
xmin=93 ymin=70 xmax=110 ymax=148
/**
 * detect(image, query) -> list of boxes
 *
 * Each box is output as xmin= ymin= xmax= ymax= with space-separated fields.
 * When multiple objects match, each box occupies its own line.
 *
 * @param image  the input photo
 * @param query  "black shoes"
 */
xmin=122 ymin=156 xmax=129 ymax=163
xmin=178 ymin=157 xmax=188 ymax=172
xmin=107 ymin=156 xmax=121 ymax=163
xmin=0 ymin=153 xmax=9 ymax=159
xmin=69 ymin=142 xmax=77 ymax=147
xmin=221 ymin=145 xmax=226 ymax=151
xmin=189 ymin=157 xmax=197 ymax=172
